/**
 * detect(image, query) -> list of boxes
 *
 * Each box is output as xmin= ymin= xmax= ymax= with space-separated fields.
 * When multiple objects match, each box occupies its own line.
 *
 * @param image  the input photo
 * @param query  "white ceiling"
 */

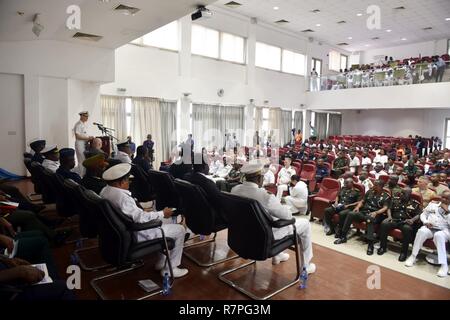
xmin=214 ymin=0 xmax=450 ymax=52
xmin=0 ymin=0 xmax=217 ymax=49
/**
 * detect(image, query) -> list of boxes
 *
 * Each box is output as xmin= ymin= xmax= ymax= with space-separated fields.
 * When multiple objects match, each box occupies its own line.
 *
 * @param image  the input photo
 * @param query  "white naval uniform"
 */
xmin=369 ymin=170 xmax=388 ymax=179
xmin=100 ymin=185 xmax=186 ymax=268
xmin=209 ymin=160 xmax=224 ymax=175
xmin=276 ymin=166 xmax=297 ymax=199
xmin=361 ymin=157 xmax=372 ymax=170
xmin=411 ymin=202 xmax=450 ymax=266
xmin=114 ymin=151 xmax=132 ymax=164
xmin=231 ymin=181 xmax=313 ymax=266
xmin=373 ymin=155 xmax=388 ymax=166
xmin=74 ymin=120 xmax=89 ymax=175
xmin=349 ymin=156 xmax=360 ymax=174
xmin=263 ymin=170 xmax=275 ymax=186
xmin=284 ymin=181 xmax=308 ymax=215
xmin=212 ymin=165 xmax=232 ymax=183
xmin=42 ymin=159 xmax=60 ymax=173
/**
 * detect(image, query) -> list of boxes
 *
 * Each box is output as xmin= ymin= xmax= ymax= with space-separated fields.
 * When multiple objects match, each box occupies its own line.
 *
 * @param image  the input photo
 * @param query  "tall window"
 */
xmin=125 ymin=98 xmax=132 ymax=136
xmin=191 ymin=25 xmax=220 ymax=59
xmin=262 ymin=108 xmax=270 ymax=133
xmin=220 ymin=32 xmax=245 ymax=63
xmin=282 ymin=50 xmax=306 ymax=75
xmin=312 ymin=58 xmax=322 ymax=76
xmin=131 ymin=21 xmax=179 ymax=51
xmin=329 ymin=51 xmax=341 ymax=72
xmin=445 ymin=118 xmax=450 ymax=148
xmin=255 ymin=42 xmax=282 ymax=71
xmin=340 ymin=55 xmax=348 ymax=71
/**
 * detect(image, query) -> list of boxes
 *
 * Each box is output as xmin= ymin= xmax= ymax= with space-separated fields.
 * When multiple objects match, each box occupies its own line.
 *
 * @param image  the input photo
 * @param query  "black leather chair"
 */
xmin=30 ymin=162 xmax=55 ymax=203
xmin=50 ymin=173 xmax=79 ymax=217
xmin=84 ymin=190 xmax=176 ymax=300
xmin=129 ymin=165 xmax=155 ymax=202
xmin=63 ymin=179 xmax=110 ymax=271
xmin=23 ymin=159 xmax=42 ymax=200
xmin=174 ymin=179 xmax=238 ymax=267
xmin=218 ymin=192 xmax=303 ymax=300
xmin=147 ymin=170 xmax=180 ymax=211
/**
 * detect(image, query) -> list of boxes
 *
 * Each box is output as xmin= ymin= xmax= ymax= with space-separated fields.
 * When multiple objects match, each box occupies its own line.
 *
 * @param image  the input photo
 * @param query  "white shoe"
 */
xmin=161 ymin=267 xmax=189 ymax=278
xmin=437 ymin=265 xmax=449 ymax=278
xmin=405 ymin=255 xmax=416 ymax=267
xmin=272 ymin=252 xmax=290 ymax=265
xmin=154 ymin=258 xmax=166 ymax=271
xmin=306 ymin=263 xmax=316 ymax=274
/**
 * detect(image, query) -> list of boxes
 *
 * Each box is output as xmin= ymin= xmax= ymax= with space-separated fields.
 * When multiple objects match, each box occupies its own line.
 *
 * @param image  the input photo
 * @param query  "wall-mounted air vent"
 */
xmin=275 ymin=19 xmax=290 ymax=24
xmin=72 ymin=32 xmax=103 ymax=42
xmin=337 ymin=42 xmax=349 ymax=46
xmin=302 ymin=29 xmax=315 ymax=33
xmin=224 ymin=1 xmax=242 ymax=8
xmin=114 ymin=4 xmax=140 ymax=15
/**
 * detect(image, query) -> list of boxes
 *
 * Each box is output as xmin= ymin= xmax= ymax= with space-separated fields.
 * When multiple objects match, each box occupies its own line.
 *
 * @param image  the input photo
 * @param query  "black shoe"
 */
xmin=184 ymin=233 xmax=191 ymax=243
xmin=335 ymin=230 xmax=341 ymax=239
xmin=367 ymin=243 xmax=374 ymax=255
xmin=377 ymin=247 xmax=387 ymax=255
xmin=398 ymin=252 xmax=408 ymax=262
xmin=53 ymin=229 xmax=74 ymax=246
xmin=326 ymin=229 xmax=335 ymax=236
xmin=334 ymin=237 xmax=347 ymax=245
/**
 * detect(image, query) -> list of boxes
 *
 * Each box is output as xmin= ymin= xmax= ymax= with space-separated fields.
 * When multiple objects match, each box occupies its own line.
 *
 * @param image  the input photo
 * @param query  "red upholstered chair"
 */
xmin=300 ymin=164 xmax=317 ymax=192
xmin=309 ymin=178 xmax=341 ymax=221
xmin=292 ymin=162 xmax=302 ymax=175
xmin=379 ymin=175 xmax=389 ymax=184
xmin=265 ymin=164 xmax=282 ymax=195
xmin=398 ymin=182 xmax=407 ymax=188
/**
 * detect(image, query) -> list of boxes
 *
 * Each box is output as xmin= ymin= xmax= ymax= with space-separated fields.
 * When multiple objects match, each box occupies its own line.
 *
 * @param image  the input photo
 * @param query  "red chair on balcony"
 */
xmin=300 ymin=164 xmax=317 ymax=192
xmin=309 ymin=178 xmax=341 ymax=221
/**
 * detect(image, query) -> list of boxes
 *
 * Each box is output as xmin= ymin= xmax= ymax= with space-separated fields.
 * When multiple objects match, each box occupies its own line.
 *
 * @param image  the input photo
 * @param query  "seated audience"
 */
xmin=412 ymin=176 xmax=437 ymax=208
xmin=281 ymin=175 xmax=308 ymax=215
xmin=332 ymin=151 xmax=350 ymax=178
xmin=113 ymin=140 xmax=132 ymax=164
xmin=361 ymin=152 xmax=372 ymax=171
xmin=405 ymin=191 xmax=450 ymax=278
xmin=385 ymin=157 xmax=397 ymax=174
xmin=262 ymin=163 xmax=275 ymax=187
xmin=85 ymin=137 xmax=107 ymax=159
xmin=81 ymin=154 xmax=108 ymax=194
xmin=276 ymin=157 xmax=296 ymax=200
xmin=370 ymin=163 xmax=388 ymax=179
xmin=231 ymin=164 xmax=315 ymax=274
xmin=373 ymin=149 xmax=388 ymax=167
xmin=56 ymin=148 xmax=81 ymax=184
xmin=348 ymin=151 xmax=360 ymax=174
xmin=315 ymin=158 xmax=329 ymax=182
xmin=132 ymin=146 xmax=151 ymax=172
xmin=29 ymin=139 xmax=46 ymax=164
xmin=428 ymin=173 xmax=449 ymax=195
xmin=41 ymin=145 xmax=60 ymax=173
xmin=100 ymin=163 xmax=188 ymax=278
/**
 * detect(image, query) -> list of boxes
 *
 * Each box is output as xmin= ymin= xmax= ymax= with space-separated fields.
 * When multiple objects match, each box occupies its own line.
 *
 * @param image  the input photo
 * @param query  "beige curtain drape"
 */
xmin=254 ymin=107 xmax=263 ymax=132
xmin=269 ymin=107 xmax=282 ymax=146
xmin=101 ymin=95 xmax=127 ymax=141
xmin=131 ymin=97 xmax=163 ymax=166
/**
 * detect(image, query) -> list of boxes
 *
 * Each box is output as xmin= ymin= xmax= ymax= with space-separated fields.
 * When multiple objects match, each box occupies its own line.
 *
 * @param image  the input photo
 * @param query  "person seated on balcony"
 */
xmin=324 ymin=178 xmax=361 ymax=237
xmin=370 ymin=163 xmax=388 ymax=179
xmin=334 ymin=180 xmax=390 ymax=255
xmin=412 ymin=176 xmax=437 ymax=208
xmin=332 ymin=151 xmax=350 ymax=179
xmin=405 ymin=191 xmax=450 ymax=277
xmin=315 ymin=158 xmax=329 ymax=183
xmin=281 ymin=175 xmax=308 ymax=215
xmin=276 ymin=157 xmax=296 ymax=200
xmin=428 ymin=173 xmax=449 ymax=196
xmin=377 ymin=187 xmax=422 ymax=261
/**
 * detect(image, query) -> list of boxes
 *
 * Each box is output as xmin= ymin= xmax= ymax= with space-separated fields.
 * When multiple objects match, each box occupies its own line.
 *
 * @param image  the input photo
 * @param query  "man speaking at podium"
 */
xmin=74 ymin=111 xmax=94 ymax=175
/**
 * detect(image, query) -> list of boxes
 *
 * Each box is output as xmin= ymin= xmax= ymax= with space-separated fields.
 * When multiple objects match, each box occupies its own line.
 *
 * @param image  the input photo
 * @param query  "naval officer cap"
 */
xmin=79 ymin=111 xmax=89 ymax=116
xmin=102 ymin=163 xmax=131 ymax=181
xmin=83 ymin=154 xmax=108 ymax=170
xmin=59 ymin=148 xmax=75 ymax=159
xmin=240 ymin=163 xmax=264 ymax=178
xmin=41 ymin=144 xmax=58 ymax=155
xmin=116 ymin=139 xmax=130 ymax=148
xmin=29 ymin=138 xmax=46 ymax=150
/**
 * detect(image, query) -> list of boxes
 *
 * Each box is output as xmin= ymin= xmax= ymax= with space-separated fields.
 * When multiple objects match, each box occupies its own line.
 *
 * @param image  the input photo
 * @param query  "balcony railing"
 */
xmin=308 ymin=62 xmax=450 ymax=92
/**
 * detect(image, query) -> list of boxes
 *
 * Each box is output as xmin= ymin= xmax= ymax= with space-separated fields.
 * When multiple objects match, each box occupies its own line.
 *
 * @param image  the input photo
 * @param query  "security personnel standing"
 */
xmin=74 ymin=111 xmax=94 ymax=175
xmin=377 ymin=187 xmax=421 ymax=261
xmin=324 ymin=178 xmax=361 ymax=237
xmin=335 ymin=180 xmax=390 ymax=256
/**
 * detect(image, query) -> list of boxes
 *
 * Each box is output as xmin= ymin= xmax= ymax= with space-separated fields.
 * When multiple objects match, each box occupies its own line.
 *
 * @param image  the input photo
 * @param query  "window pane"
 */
xmin=142 ymin=21 xmax=178 ymax=51
xmin=262 ymin=120 xmax=269 ymax=132
xmin=255 ymin=42 xmax=281 ymax=71
xmin=340 ymin=55 xmax=348 ymax=71
xmin=220 ymin=32 xmax=245 ymax=64
xmin=329 ymin=51 xmax=341 ymax=72
xmin=446 ymin=138 xmax=450 ymax=149
xmin=262 ymin=108 xmax=269 ymax=119
xmin=192 ymin=24 xmax=219 ymax=58
xmin=282 ymin=50 xmax=305 ymax=75
xmin=447 ymin=119 xmax=450 ymax=136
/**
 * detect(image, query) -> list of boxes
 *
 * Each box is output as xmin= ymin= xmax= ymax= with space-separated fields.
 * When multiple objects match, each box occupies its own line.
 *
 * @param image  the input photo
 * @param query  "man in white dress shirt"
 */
xmin=231 ymin=164 xmax=316 ymax=274
xmin=370 ymin=163 xmax=388 ymax=179
xmin=282 ymin=175 xmax=308 ymax=215
xmin=41 ymin=145 xmax=60 ymax=173
xmin=276 ymin=157 xmax=297 ymax=199
xmin=114 ymin=140 xmax=132 ymax=164
xmin=100 ymin=163 xmax=188 ymax=278
xmin=348 ymin=150 xmax=361 ymax=174
xmin=405 ymin=191 xmax=450 ymax=277
xmin=74 ymin=111 xmax=94 ymax=175
xmin=263 ymin=163 xmax=275 ymax=186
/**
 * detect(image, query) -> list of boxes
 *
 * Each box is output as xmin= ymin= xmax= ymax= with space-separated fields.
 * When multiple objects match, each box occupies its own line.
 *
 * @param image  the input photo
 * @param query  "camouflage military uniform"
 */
xmin=332 ymin=157 xmax=350 ymax=178
xmin=340 ymin=189 xmax=390 ymax=241
xmin=378 ymin=194 xmax=421 ymax=256
xmin=216 ymin=168 xmax=242 ymax=192
xmin=324 ymin=187 xmax=361 ymax=235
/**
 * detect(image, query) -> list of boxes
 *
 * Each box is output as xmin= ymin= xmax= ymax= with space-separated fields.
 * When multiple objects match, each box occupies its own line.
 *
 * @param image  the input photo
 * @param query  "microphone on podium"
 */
xmin=93 ymin=122 xmax=103 ymax=126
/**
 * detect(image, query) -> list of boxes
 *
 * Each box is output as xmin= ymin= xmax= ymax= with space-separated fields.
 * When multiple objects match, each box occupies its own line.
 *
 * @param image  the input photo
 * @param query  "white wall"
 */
xmin=0 ymin=73 xmax=25 ymax=175
xmin=340 ymin=109 xmax=450 ymax=139
xmin=360 ymin=39 xmax=448 ymax=64
xmin=306 ymin=82 xmax=450 ymax=110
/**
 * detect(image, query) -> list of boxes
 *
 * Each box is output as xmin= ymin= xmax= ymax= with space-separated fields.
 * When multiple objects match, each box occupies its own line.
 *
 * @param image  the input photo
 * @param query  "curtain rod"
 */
xmin=192 ymin=102 xmax=246 ymax=108
xmin=101 ymin=94 xmax=178 ymax=103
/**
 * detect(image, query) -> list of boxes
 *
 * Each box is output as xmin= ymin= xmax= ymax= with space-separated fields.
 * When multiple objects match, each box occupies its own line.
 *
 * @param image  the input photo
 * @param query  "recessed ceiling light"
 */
xmin=386 ymin=29 xmax=392 ymax=32
xmin=446 ymin=18 xmax=450 ymax=21
xmin=356 ymin=13 xmax=363 ymax=17
xmin=316 ymin=23 xmax=321 ymax=27
xmin=365 ymin=44 xmax=370 ymax=47
xmin=348 ymin=36 xmax=353 ymax=40
xmin=273 ymin=6 xmax=279 ymax=10
xmin=401 ymin=38 xmax=407 ymax=41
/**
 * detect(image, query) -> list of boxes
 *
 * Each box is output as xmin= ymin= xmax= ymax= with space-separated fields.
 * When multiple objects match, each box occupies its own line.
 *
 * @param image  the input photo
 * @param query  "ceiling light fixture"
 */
xmin=401 ymin=38 xmax=407 ymax=41
xmin=386 ymin=29 xmax=392 ymax=32
xmin=446 ymin=18 xmax=450 ymax=21
xmin=356 ymin=13 xmax=363 ymax=17
xmin=348 ymin=36 xmax=353 ymax=40
xmin=316 ymin=23 xmax=321 ymax=27
xmin=273 ymin=6 xmax=279 ymax=10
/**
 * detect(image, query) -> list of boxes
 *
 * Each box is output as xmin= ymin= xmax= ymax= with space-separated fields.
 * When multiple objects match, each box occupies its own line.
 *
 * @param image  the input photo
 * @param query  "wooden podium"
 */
xmin=98 ymin=136 xmax=112 ymax=157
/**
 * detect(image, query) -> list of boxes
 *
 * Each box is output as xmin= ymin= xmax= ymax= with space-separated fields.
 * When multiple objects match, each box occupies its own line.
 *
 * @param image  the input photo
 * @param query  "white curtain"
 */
xmin=101 ymin=95 xmax=127 ymax=141
xmin=160 ymin=100 xmax=178 ymax=162
xmin=294 ymin=111 xmax=303 ymax=133
xmin=221 ymin=105 xmax=245 ymax=146
xmin=328 ymin=113 xmax=342 ymax=136
xmin=131 ymin=97 xmax=163 ymax=166
xmin=254 ymin=107 xmax=263 ymax=132
xmin=281 ymin=110 xmax=292 ymax=146
xmin=269 ymin=107 xmax=282 ymax=146
xmin=316 ymin=112 xmax=328 ymax=140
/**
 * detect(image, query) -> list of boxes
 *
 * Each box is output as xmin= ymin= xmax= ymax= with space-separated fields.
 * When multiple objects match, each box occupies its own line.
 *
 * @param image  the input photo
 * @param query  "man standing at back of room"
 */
xmin=74 ymin=111 xmax=94 ymax=176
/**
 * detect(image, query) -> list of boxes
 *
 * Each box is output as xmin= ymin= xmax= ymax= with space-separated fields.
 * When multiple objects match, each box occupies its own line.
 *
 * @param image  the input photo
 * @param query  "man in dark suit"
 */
xmin=56 ymin=148 xmax=81 ymax=184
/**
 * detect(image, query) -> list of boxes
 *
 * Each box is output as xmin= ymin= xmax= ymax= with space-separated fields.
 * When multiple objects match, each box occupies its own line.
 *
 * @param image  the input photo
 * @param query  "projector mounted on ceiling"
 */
xmin=191 ymin=6 xmax=212 ymax=21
